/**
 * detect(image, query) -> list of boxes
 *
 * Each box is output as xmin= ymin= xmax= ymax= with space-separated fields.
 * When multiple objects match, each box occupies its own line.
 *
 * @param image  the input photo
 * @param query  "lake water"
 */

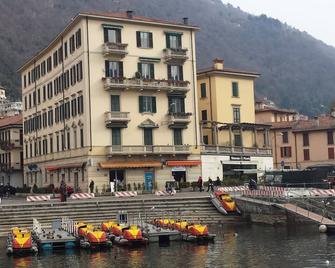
xmin=1 ymin=224 xmax=334 ymax=268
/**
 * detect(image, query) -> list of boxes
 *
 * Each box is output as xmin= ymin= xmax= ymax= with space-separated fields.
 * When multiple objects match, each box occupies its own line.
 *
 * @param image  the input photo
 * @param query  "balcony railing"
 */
xmin=105 ymin=111 xmax=130 ymax=128
xmin=103 ymin=77 xmax=190 ymax=93
xmin=0 ymin=140 xmax=22 ymax=151
xmin=163 ymin=48 xmax=188 ymax=64
xmin=106 ymin=145 xmax=191 ymax=155
xmin=167 ymin=112 xmax=192 ymax=128
xmin=201 ymin=145 xmax=272 ymax=156
xmin=103 ymin=42 xmax=128 ymax=58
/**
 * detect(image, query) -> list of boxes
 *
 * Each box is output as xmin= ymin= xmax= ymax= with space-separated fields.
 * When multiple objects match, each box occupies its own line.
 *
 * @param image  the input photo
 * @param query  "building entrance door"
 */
xmin=172 ymin=167 xmax=186 ymax=188
xmin=109 ymin=170 xmax=125 ymax=191
xmin=144 ymin=171 xmax=154 ymax=191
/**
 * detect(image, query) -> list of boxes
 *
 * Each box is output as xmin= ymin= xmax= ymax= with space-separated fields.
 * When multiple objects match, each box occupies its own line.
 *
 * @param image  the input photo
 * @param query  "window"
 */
xmin=80 ymin=128 xmax=84 ymax=147
xmin=41 ymin=61 xmax=46 ymax=76
xmin=232 ymin=82 xmax=239 ymax=97
xmin=64 ymin=42 xmax=68 ymax=59
xmin=139 ymin=96 xmax=156 ymax=113
xmin=56 ymin=135 xmax=59 ymax=152
xmin=168 ymin=96 xmax=185 ymax=113
xmin=67 ymin=132 xmax=71 ymax=150
xmin=201 ymin=110 xmax=207 ymax=121
xmin=50 ymin=136 xmax=53 ymax=153
xmin=111 ymin=95 xmax=120 ymax=112
xmin=234 ymin=132 xmax=242 ymax=146
xmin=43 ymin=86 xmax=46 ymax=102
xmin=37 ymin=88 xmax=41 ymax=104
xmin=112 ymin=128 xmax=121 ymax=145
xmin=329 ymin=148 xmax=335 ymax=159
xmin=282 ymin=132 xmax=289 ymax=143
xmin=327 ymin=130 xmax=334 ymax=145
xmin=105 ymin=61 xmax=123 ymax=78
xmin=74 ymin=129 xmax=77 ymax=148
xmin=138 ymin=63 xmax=154 ymax=79
xmin=203 ymin=135 xmax=209 ymax=145
xmin=136 ymin=31 xmax=153 ymax=48
xmin=302 ymin=132 xmax=309 ymax=146
xmin=168 ymin=65 xmax=183 ymax=80
xmin=144 ymin=128 xmax=153 ymax=145
xmin=53 ymin=51 xmax=58 ymax=67
xmin=76 ymin=61 xmax=83 ymax=81
xmin=303 ymin=149 xmax=310 ymax=161
xmin=71 ymin=98 xmax=77 ymax=117
xmin=233 ymin=107 xmax=240 ymax=123
xmin=70 ymin=35 xmax=75 ymax=53
xmin=200 ymin=83 xmax=207 ymax=98
xmin=23 ymin=75 xmax=27 ymax=88
xmin=166 ymin=33 xmax=182 ymax=49
xmin=78 ymin=95 xmax=84 ymax=114
xmin=104 ymin=28 xmax=121 ymax=43
xmin=58 ymin=46 xmax=63 ymax=63
xmin=280 ymin=147 xmax=292 ymax=157
xmin=75 ymin=29 xmax=81 ymax=48
xmin=24 ymin=96 xmax=27 ymax=110
xmin=173 ymin=129 xmax=182 ymax=145
xmin=47 ymin=57 xmax=52 ymax=72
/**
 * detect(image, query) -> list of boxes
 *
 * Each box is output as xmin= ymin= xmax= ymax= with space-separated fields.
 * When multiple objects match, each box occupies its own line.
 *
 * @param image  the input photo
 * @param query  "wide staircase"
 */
xmin=0 ymin=195 xmax=241 ymax=236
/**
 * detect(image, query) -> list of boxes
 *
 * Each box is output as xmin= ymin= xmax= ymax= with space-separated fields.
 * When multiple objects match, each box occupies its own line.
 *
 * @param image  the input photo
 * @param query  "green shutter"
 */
xmin=150 ymin=64 xmax=155 ymax=79
xmin=167 ymin=65 xmax=172 ymax=79
xmin=179 ymin=66 xmax=184 ymax=81
xmin=166 ymin=33 xmax=170 ymax=48
xmin=152 ymin=97 xmax=156 ymax=113
xmin=104 ymin=28 xmax=108 ymax=43
xmin=137 ymin=63 xmax=142 ymax=77
xmin=177 ymin=34 xmax=182 ymax=48
xmin=139 ymin=96 xmax=144 ymax=113
xmin=105 ymin=61 xmax=109 ymax=77
xmin=149 ymin=33 xmax=153 ymax=48
xmin=136 ymin=31 xmax=141 ymax=47
xmin=119 ymin=62 xmax=123 ymax=77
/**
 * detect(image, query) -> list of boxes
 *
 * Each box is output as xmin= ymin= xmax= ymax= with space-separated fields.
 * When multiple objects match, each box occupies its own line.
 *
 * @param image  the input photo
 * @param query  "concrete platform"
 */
xmin=140 ymin=223 xmax=181 ymax=242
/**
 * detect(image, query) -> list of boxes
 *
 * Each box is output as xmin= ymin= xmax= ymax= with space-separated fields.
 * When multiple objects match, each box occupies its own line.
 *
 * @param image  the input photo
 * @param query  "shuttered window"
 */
xmin=111 ymin=95 xmax=120 ymax=112
xmin=144 ymin=128 xmax=153 ymax=146
xmin=136 ymin=31 xmax=153 ymax=48
xmin=138 ymin=63 xmax=155 ymax=79
xmin=328 ymin=148 xmax=335 ymax=159
xmin=168 ymin=96 xmax=185 ymax=113
xmin=168 ymin=65 xmax=183 ymax=80
xmin=105 ymin=61 xmax=123 ymax=78
xmin=327 ymin=130 xmax=334 ymax=145
xmin=303 ymin=149 xmax=310 ymax=161
xmin=166 ymin=33 xmax=182 ymax=49
xmin=139 ymin=96 xmax=156 ymax=113
xmin=104 ymin=28 xmax=121 ymax=43
xmin=200 ymin=83 xmax=207 ymax=98
xmin=112 ymin=128 xmax=121 ymax=145
xmin=232 ymin=82 xmax=239 ymax=97
xmin=173 ymin=129 xmax=183 ymax=145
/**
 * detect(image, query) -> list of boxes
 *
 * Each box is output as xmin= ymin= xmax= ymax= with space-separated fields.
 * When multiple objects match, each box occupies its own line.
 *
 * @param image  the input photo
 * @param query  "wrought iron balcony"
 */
xmin=105 ymin=111 xmax=130 ymax=128
xmin=163 ymin=48 xmax=188 ymax=64
xmin=0 ymin=140 xmax=21 ymax=151
xmin=106 ymin=145 xmax=191 ymax=155
xmin=103 ymin=77 xmax=190 ymax=93
xmin=167 ymin=112 xmax=192 ymax=128
xmin=103 ymin=42 xmax=128 ymax=58
xmin=201 ymin=145 xmax=272 ymax=157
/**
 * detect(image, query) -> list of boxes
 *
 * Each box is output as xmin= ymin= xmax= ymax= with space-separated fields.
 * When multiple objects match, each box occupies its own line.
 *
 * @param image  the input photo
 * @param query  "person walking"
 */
xmin=197 ymin=176 xmax=203 ymax=192
xmin=89 ymin=180 xmax=95 ymax=194
xmin=215 ymin=176 xmax=221 ymax=187
xmin=207 ymin=177 xmax=214 ymax=192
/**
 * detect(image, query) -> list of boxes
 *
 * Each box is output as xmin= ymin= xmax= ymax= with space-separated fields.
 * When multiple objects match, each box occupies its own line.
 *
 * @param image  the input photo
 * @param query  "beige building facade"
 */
xmin=20 ymin=12 xmax=201 ymax=192
xmin=0 ymin=115 xmax=23 ymax=187
xmin=197 ymin=59 xmax=273 ymax=180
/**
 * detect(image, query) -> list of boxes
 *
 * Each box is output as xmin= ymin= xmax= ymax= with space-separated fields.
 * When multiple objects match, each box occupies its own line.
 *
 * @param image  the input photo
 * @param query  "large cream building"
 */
xmin=197 ymin=59 xmax=273 ymax=180
xmin=19 ymin=11 xmax=201 ymax=192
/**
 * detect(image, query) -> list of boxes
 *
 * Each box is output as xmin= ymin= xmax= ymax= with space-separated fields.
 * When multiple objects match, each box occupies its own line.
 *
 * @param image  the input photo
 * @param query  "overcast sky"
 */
xmin=223 ymin=0 xmax=335 ymax=47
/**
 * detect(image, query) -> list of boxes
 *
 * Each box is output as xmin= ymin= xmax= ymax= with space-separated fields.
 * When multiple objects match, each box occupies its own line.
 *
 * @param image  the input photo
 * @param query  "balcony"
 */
xmin=163 ymin=48 xmax=188 ymax=64
xmin=105 ymin=111 xmax=130 ymax=128
xmin=106 ymin=145 xmax=191 ymax=156
xmin=201 ymin=145 xmax=272 ymax=157
xmin=103 ymin=42 xmax=128 ymax=58
xmin=0 ymin=140 xmax=22 ymax=151
xmin=167 ymin=112 xmax=192 ymax=128
xmin=103 ymin=77 xmax=190 ymax=93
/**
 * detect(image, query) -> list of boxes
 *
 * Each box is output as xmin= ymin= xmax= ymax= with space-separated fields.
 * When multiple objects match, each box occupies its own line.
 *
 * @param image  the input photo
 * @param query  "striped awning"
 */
xmin=166 ymin=160 xmax=201 ymax=167
xmin=100 ymin=161 xmax=162 ymax=169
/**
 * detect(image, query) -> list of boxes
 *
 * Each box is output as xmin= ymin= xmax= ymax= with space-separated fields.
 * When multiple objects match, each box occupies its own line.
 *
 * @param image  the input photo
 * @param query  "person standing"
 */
xmin=207 ymin=177 xmax=214 ymax=192
xmin=89 ymin=180 xmax=95 ymax=194
xmin=197 ymin=176 xmax=203 ymax=192
xmin=60 ymin=179 xmax=67 ymax=202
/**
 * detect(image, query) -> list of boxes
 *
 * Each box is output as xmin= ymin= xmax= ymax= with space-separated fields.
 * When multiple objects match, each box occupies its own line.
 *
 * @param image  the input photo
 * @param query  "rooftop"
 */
xmin=255 ymin=107 xmax=297 ymax=114
xmin=0 ymin=114 xmax=22 ymax=128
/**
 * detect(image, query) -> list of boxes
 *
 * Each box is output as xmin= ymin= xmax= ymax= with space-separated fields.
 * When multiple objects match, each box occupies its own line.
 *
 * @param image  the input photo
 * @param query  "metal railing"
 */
xmin=103 ymin=77 xmax=190 ymax=92
xmin=106 ymin=145 xmax=191 ymax=155
xmin=163 ymin=48 xmax=188 ymax=63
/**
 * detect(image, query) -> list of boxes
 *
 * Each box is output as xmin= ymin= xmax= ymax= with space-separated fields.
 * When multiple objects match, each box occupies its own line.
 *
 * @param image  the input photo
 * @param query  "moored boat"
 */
xmin=210 ymin=190 xmax=241 ymax=215
xmin=76 ymin=222 xmax=112 ymax=249
xmin=112 ymin=224 xmax=148 ymax=246
xmin=7 ymin=227 xmax=38 ymax=255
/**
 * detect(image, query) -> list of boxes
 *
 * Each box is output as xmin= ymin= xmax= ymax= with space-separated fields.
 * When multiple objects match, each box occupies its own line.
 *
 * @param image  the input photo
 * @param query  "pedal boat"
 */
xmin=7 ymin=227 xmax=38 ymax=255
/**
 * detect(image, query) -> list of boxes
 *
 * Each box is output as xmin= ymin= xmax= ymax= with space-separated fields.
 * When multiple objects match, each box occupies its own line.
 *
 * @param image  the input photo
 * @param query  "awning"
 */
xmin=46 ymin=163 xmax=85 ymax=172
xmin=166 ymin=160 xmax=201 ymax=167
xmin=100 ymin=161 xmax=162 ymax=169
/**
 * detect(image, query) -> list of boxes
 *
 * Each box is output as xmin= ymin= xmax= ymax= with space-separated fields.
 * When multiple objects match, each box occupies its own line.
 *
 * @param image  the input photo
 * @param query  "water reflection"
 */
xmin=1 ymin=224 xmax=334 ymax=268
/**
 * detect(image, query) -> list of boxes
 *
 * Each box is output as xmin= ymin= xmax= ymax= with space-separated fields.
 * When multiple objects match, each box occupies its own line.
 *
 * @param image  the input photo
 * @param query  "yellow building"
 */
xmin=197 ymin=59 xmax=273 ymax=180
xmin=19 ymin=11 xmax=201 ymax=192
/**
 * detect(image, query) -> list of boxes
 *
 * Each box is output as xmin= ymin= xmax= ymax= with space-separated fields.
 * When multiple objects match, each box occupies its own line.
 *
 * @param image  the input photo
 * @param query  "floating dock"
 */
xmin=140 ymin=223 xmax=181 ymax=243
xmin=32 ymin=218 xmax=77 ymax=250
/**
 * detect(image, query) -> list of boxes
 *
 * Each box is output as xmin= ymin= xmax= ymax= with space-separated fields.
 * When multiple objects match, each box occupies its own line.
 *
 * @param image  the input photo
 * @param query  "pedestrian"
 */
xmin=89 ymin=180 xmax=95 ymax=193
xmin=60 ymin=179 xmax=67 ymax=202
xmin=215 ymin=176 xmax=221 ymax=186
xmin=197 ymin=176 xmax=203 ymax=192
xmin=207 ymin=177 xmax=214 ymax=192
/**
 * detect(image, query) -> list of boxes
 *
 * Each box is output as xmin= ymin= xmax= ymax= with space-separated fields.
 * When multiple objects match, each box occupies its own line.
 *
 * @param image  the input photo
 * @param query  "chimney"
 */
xmin=126 ymin=10 xmax=134 ymax=18
xmin=213 ymin=58 xmax=224 ymax=70
xmin=183 ymin=17 xmax=189 ymax=25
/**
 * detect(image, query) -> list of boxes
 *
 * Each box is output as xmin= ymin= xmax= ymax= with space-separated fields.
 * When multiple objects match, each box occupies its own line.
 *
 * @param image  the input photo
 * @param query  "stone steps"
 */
xmin=0 ymin=195 xmax=243 ymax=236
